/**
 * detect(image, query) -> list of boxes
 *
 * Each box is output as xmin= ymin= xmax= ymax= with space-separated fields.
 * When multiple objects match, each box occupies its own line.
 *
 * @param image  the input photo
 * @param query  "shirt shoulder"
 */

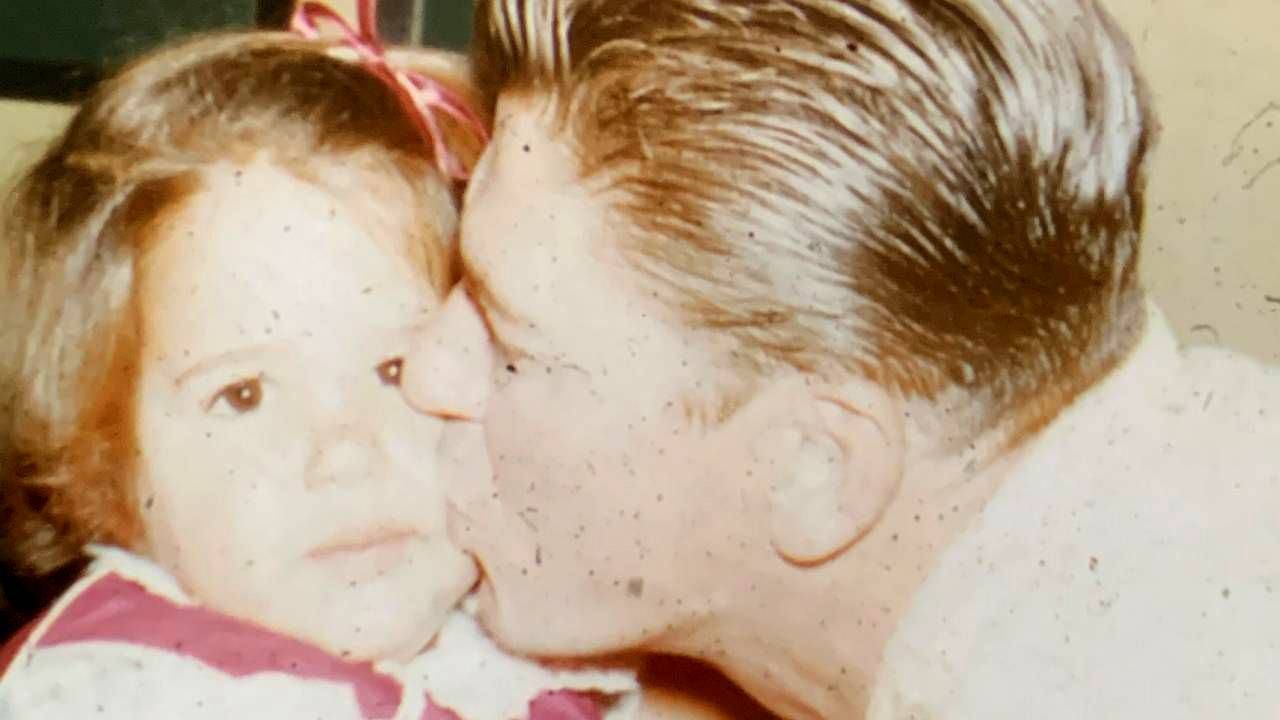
xmin=0 ymin=563 xmax=408 ymax=719
xmin=871 ymin=348 xmax=1280 ymax=719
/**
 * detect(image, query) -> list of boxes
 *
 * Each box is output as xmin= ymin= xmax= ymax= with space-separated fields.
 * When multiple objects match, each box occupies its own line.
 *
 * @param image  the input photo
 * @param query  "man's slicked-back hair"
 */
xmin=474 ymin=0 xmax=1154 ymax=434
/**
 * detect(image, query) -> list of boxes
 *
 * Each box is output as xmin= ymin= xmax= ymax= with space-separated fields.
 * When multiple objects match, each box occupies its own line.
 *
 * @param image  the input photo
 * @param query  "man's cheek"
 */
xmin=487 ymin=385 xmax=586 ymax=487
xmin=488 ymin=379 xmax=551 ymax=450
xmin=440 ymin=422 xmax=491 ymax=492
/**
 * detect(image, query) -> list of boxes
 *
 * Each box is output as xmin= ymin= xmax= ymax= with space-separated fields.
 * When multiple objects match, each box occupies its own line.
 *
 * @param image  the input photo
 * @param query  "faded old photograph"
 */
xmin=1 ymin=1 xmax=1277 ymax=718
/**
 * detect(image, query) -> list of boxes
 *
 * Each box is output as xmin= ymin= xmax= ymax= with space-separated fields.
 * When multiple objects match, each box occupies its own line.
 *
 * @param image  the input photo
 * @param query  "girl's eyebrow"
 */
xmin=175 ymin=343 xmax=280 ymax=388
xmin=174 ymin=323 xmax=427 ymax=388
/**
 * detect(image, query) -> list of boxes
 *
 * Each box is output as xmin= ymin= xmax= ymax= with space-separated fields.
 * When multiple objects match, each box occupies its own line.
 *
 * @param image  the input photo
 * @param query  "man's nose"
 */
xmin=402 ymin=286 xmax=495 ymax=421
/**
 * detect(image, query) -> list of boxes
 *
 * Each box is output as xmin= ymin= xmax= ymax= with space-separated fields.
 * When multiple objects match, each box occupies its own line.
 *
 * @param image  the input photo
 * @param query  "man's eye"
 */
xmin=376 ymin=357 xmax=404 ymax=386
xmin=209 ymin=377 xmax=263 ymax=415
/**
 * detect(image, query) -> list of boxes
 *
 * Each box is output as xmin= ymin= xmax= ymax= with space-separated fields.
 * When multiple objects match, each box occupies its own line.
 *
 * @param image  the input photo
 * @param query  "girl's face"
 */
xmin=133 ymin=160 xmax=475 ymax=662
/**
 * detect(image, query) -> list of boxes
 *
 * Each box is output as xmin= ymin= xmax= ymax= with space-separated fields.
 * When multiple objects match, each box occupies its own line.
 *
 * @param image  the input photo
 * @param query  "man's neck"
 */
xmin=847 ymin=302 xmax=1181 ymax=714
xmin=677 ymin=305 xmax=1180 ymax=719
xmin=661 ymin=562 xmax=885 ymax=719
xmin=652 ymin=434 xmax=1029 ymax=720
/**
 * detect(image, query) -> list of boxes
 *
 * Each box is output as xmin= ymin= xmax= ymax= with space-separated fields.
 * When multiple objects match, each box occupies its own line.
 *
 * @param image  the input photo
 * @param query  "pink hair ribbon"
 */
xmin=290 ymin=0 xmax=489 ymax=180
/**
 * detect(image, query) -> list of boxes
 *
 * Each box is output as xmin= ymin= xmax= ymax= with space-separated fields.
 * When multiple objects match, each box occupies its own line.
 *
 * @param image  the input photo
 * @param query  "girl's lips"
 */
xmin=308 ymin=528 xmax=421 ymax=559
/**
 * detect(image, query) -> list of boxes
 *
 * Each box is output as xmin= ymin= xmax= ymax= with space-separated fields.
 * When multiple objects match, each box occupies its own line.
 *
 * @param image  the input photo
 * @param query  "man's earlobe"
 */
xmin=760 ymin=379 xmax=905 ymax=565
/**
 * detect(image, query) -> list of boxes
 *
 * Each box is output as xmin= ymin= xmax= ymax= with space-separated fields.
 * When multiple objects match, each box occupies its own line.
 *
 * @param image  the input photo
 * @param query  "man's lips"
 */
xmin=307 ymin=528 xmax=421 ymax=559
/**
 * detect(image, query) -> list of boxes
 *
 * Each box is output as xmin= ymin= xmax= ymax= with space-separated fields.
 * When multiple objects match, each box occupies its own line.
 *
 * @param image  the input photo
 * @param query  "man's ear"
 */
xmin=756 ymin=377 xmax=905 ymax=565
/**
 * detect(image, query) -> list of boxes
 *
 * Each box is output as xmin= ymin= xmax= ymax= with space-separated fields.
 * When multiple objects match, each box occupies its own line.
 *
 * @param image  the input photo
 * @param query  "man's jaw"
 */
xmin=636 ymin=485 xmax=883 ymax=719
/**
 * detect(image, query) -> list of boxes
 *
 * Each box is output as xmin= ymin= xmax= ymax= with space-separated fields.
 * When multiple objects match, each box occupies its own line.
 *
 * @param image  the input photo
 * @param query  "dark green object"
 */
xmin=0 ymin=0 xmax=468 ymax=102
xmin=1 ymin=0 xmax=257 ymax=67
xmin=421 ymin=0 xmax=473 ymax=51
xmin=0 ymin=0 xmax=286 ymax=101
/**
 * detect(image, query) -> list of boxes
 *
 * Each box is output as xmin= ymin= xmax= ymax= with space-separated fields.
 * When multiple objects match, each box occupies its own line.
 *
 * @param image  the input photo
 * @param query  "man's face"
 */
xmin=407 ymin=96 xmax=780 ymax=656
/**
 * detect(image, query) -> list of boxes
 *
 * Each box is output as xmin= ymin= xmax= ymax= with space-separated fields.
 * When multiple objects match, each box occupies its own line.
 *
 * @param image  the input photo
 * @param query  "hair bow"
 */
xmin=291 ymin=0 xmax=489 ymax=180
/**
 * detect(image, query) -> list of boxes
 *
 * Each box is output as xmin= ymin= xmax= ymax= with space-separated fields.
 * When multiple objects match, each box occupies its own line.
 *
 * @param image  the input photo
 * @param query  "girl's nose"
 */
xmin=304 ymin=424 xmax=386 ymax=490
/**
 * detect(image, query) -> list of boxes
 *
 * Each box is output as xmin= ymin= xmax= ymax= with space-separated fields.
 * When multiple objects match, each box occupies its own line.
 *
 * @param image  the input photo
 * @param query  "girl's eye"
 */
xmin=376 ymin=358 xmax=403 ymax=387
xmin=210 ymin=377 xmax=263 ymax=414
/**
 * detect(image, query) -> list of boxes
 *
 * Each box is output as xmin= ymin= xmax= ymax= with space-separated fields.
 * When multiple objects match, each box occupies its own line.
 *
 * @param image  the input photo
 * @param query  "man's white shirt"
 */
xmin=872 ymin=304 xmax=1280 ymax=719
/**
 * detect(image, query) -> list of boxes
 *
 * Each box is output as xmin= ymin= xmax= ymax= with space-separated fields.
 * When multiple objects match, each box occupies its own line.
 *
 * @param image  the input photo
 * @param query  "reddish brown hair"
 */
xmin=473 ymin=0 xmax=1154 ymax=435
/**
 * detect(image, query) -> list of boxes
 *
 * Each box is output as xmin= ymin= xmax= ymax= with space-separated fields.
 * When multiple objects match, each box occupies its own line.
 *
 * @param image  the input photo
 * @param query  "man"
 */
xmin=403 ymin=0 xmax=1280 ymax=717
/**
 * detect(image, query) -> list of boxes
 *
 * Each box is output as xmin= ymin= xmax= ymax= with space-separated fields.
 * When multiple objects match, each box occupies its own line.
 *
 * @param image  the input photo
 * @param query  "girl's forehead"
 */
xmin=137 ymin=160 xmax=437 ymax=364
xmin=193 ymin=158 xmax=423 ymax=235
xmin=144 ymin=159 xmax=437 ymax=285
xmin=218 ymin=154 xmax=454 ymax=289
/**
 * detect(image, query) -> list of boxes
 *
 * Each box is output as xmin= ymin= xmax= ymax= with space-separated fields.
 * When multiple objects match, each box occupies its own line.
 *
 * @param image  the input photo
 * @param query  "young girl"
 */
xmin=0 ymin=22 xmax=639 ymax=720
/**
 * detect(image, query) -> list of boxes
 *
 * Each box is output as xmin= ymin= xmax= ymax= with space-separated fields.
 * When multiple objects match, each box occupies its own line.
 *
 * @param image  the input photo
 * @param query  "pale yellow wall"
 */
xmin=1 ymin=2 xmax=1277 ymax=362
xmin=1106 ymin=0 xmax=1280 ymax=363
xmin=329 ymin=0 xmax=358 ymax=22
xmin=0 ymin=99 xmax=75 ymax=188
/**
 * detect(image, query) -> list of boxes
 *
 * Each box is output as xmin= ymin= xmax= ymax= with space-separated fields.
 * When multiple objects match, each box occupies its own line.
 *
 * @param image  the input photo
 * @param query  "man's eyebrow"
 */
xmin=460 ymin=260 xmax=524 ymax=328
xmin=458 ymin=265 xmax=541 ymax=362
